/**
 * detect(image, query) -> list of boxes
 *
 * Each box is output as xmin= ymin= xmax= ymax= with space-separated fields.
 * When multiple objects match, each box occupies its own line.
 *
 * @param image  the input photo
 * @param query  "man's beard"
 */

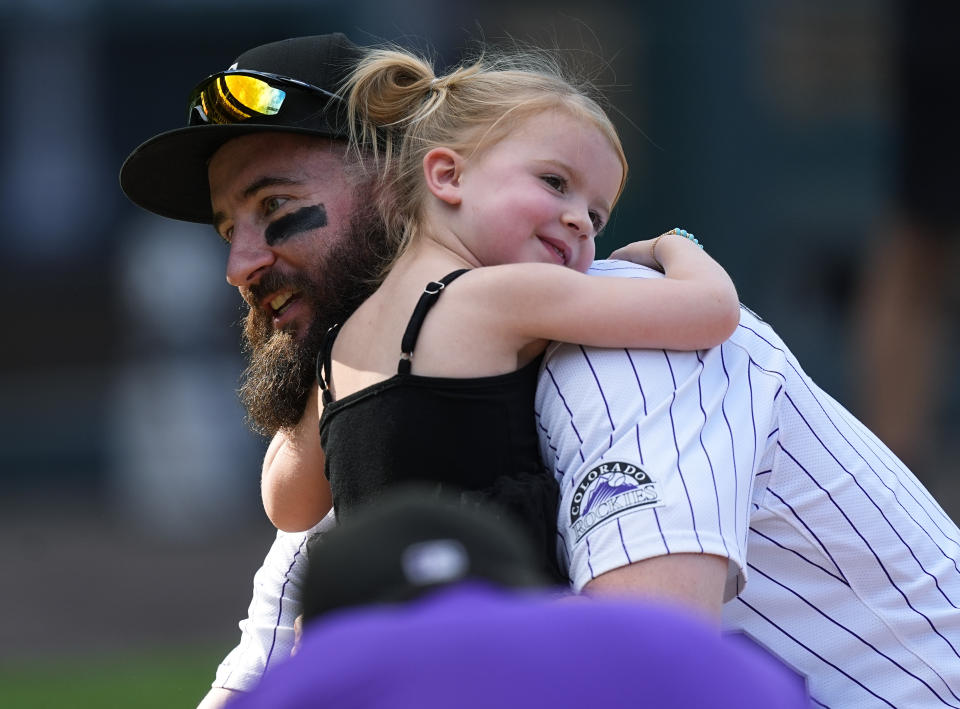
xmin=238 ymin=202 xmax=388 ymax=437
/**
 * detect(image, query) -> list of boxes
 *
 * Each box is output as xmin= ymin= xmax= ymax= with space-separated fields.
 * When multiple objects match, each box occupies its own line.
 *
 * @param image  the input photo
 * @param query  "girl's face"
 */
xmin=451 ymin=108 xmax=623 ymax=273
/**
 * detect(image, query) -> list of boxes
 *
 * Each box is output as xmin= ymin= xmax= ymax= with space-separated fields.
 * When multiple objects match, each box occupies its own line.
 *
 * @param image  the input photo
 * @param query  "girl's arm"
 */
xmin=486 ymin=231 xmax=740 ymax=352
xmin=261 ymin=385 xmax=332 ymax=532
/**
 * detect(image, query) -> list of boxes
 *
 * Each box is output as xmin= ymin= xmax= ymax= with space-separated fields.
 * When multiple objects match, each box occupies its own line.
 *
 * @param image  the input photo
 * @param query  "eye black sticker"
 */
xmin=265 ymin=204 xmax=328 ymax=246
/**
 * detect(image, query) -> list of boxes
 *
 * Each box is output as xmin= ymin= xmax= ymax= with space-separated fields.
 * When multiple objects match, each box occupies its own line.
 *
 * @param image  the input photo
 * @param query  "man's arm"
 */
xmin=583 ymin=552 xmax=729 ymax=621
xmin=537 ymin=266 xmax=773 ymax=615
xmin=538 ymin=338 xmax=760 ymax=603
xmin=195 ymin=512 xmax=336 ymax=708
xmin=196 ymin=687 xmax=242 ymax=709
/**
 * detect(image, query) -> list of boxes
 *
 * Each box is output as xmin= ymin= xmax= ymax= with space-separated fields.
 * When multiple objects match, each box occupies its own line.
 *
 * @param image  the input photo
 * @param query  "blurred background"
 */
xmin=2 ymin=0 xmax=957 ymax=705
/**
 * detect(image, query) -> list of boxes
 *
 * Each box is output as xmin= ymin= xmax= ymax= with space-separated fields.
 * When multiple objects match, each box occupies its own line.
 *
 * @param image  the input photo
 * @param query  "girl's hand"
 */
xmin=609 ymin=230 xmax=705 ymax=273
xmin=608 ymin=238 xmax=661 ymax=269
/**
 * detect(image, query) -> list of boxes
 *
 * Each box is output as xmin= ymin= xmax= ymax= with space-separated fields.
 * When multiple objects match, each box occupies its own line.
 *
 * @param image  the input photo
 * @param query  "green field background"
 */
xmin=0 ymin=648 xmax=221 ymax=709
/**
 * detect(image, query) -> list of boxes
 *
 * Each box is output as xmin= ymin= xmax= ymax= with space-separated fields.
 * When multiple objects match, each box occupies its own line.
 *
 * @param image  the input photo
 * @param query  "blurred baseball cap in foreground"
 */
xmin=301 ymin=487 xmax=552 ymax=621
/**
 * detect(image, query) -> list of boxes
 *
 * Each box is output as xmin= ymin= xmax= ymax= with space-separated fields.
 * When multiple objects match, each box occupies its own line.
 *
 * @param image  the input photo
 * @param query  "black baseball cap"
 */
xmin=302 ymin=487 xmax=553 ymax=622
xmin=119 ymin=33 xmax=363 ymax=224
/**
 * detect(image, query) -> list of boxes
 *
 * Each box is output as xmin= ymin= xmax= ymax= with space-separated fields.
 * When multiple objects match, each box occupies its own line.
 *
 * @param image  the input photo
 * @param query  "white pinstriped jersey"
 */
xmin=536 ymin=260 xmax=960 ymax=708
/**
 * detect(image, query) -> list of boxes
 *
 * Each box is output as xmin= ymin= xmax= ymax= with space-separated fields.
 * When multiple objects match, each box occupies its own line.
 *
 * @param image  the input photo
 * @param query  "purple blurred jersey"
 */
xmin=230 ymin=583 xmax=809 ymax=709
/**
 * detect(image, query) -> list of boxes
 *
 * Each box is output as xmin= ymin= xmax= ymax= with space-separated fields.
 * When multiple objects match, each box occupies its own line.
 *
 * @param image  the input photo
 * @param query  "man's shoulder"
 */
xmin=586 ymin=259 xmax=660 ymax=279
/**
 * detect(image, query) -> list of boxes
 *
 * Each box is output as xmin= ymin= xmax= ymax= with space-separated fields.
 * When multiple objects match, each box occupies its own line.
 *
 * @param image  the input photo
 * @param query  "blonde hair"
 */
xmin=343 ymin=45 xmax=629 ymax=264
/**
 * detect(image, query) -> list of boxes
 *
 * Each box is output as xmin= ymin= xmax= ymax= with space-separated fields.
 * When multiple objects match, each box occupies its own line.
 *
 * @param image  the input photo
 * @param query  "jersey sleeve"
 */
xmin=211 ymin=513 xmax=336 ymax=692
xmin=536 ymin=262 xmax=777 ymax=596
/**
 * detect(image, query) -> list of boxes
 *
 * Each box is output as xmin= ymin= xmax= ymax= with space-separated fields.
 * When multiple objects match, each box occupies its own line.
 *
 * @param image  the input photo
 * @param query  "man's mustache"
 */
xmin=241 ymin=269 xmax=313 ymax=312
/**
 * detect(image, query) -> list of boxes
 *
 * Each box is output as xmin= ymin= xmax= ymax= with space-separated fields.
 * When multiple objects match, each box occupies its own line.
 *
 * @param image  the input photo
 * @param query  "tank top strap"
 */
xmin=398 ymin=269 xmax=470 ymax=375
xmin=316 ymin=323 xmax=343 ymax=405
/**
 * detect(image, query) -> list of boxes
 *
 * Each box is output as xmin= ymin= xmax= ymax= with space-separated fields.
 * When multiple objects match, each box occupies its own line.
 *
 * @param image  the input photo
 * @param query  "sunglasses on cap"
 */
xmin=187 ymin=70 xmax=340 ymax=126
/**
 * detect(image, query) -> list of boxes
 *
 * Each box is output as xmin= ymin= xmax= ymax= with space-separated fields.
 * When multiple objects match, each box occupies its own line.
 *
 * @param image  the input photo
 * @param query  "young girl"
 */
xmin=261 ymin=46 xmax=740 ymax=578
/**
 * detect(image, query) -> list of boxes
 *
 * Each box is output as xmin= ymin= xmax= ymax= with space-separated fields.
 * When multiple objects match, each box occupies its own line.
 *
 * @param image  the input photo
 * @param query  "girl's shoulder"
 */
xmin=460 ymin=262 xmax=584 ymax=289
xmin=444 ymin=263 xmax=587 ymax=312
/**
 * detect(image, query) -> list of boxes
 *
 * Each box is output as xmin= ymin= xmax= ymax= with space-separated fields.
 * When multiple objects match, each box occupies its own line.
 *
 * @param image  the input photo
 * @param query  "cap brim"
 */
xmin=119 ymin=123 xmax=337 ymax=224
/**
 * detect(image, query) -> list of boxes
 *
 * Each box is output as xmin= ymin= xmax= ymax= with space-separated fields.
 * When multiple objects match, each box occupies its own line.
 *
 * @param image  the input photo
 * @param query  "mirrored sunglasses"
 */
xmin=186 ymin=70 xmax=339 ymax=126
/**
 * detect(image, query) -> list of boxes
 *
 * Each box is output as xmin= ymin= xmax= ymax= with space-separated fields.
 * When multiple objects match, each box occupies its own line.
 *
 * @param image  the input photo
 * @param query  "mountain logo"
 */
xmin=569 ymin=461 xmax=662 ymax=541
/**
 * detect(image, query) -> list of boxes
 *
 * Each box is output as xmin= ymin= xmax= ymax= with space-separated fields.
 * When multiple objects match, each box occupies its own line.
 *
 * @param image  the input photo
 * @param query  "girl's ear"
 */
xmin=423 ymin=147 xmax=463 ymax=206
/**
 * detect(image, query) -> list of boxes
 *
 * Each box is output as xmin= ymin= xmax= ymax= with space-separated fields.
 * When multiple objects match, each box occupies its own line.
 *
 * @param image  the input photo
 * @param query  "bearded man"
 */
xmin=121 ymin=35 xmax=390 ymax=707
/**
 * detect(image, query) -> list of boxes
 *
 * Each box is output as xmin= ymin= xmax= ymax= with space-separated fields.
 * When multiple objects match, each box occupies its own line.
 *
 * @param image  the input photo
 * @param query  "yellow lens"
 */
xmin=187 ymin=73 xmax=293 ymax=125
xmin=221 ymin=75 xmax=286 ymax=115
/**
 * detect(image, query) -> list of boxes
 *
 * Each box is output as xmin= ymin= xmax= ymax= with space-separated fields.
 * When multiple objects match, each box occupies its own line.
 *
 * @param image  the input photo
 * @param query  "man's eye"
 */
xmin=541 ymin=175 xmax=567 ymax=192
xmin=263 ymin=196 xmax=287 ymax=215
xmin=219 ymin=226 xmax=233 ymax=245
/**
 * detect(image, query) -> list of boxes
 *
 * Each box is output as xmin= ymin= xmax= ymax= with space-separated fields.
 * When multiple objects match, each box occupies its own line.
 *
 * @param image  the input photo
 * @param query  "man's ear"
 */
xmin=423 ymin=147 xmax=463 ymax=206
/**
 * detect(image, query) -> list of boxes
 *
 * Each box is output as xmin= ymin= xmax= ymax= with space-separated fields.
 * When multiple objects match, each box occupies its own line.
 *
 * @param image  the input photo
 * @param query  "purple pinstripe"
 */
xmin=617 ymin=518 xmax=633 ymax=563
xmin=585 ymin=536 xmax=595 ymax=578
xmin=749 ymin=527 xmax=847 ymax=585
xmin=718 ymin=345 xmax=746 ymax=563
xmin=543 ymin=364 xmax=585 ymax=464
xmin=664 ymin=351 xmax=705 ymax=553
xmin=578 ymin=345 xmax=615 ymax=451
xmin=264 ymin=537 xmax=308 ymax=671
xmin=695 ymin=350 xmax=731 ymax=560
xmin=765 ymin=487 xmax=849 ymax=585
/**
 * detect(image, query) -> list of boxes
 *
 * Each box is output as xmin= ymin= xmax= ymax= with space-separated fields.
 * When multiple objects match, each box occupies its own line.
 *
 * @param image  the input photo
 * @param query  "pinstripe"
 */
xmin=746 ymin=359 xmax=760 ymax=471
xmin=543 ymin=362 xmax=585 ymax=464
xmin=624 ymin=349 xmax=649 ymax=417
xmin=665 ymin=351 xmax=705 ymax=553
xmin=626 ymin=347 xmax=668 ymax=547
xmin=625 ymin=349 xmax=648 ymax=465
xmin=633 ymin=424 xmax=644 ymax=466
xmin=764 ymin=486 xmax=849 ymax=585
xmin=586 ymin=535 xmax=595 ymax=579
xmin=749 ymin=526 xmax=848 ymax=585
xmin=265 ymin=536 xmax=308 ymax=671
xmin=717 ymin=345 xmax=746 ymax=566
xmin=696 ymin=350 xmax=731 ymax=558
xmin=617 ymin=518 xmax=632 ymax=563
xmin=652 ymin=503 xmax=670 ymax=555
xmin=579 ymin=345 xmax=615 ymax=451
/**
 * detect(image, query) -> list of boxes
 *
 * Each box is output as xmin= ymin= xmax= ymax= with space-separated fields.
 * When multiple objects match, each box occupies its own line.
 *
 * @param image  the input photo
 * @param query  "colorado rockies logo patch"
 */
xmin=570 ymin=461 xmax=663 ymax=541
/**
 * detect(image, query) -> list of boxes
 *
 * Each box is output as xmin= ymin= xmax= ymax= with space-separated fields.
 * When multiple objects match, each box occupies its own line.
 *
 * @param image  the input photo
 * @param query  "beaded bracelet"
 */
xmin=651 ymin=227 xmax=703 ymax=271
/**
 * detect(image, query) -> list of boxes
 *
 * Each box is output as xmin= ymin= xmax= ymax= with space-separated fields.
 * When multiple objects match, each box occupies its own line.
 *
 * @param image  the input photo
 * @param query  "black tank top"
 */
xmin=317 ymin=270 xmax=563 ymax=582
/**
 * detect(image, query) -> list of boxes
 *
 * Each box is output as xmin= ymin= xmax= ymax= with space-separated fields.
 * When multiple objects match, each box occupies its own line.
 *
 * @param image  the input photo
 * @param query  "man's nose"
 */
xmin=225 ymin=225 xmax=276 ymax=287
